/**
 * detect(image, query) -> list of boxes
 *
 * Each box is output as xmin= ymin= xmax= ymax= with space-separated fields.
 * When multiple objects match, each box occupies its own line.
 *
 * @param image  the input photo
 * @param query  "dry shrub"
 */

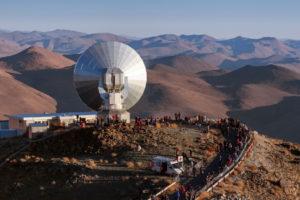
xmin=171 ymin=123 xmax=178 ymax=128
xmin=86 ymin=159 xmax=97 ymax=169
xmin=126 ymin=161 xmax=135 ymax=168
xmin=234 ymin=180 xmax=245 ymax=189
xmin=235 ymin=165 xmax=244 ymax=173
xmin=135 ymin=161 xmax=144 ymax=168
xmin=196 ymin=191 xmax=210 ymax=200
xmin=224 ymin=186 xmax=236 ymax=193
xmin=104 ymin=160 xmax=109 ymax=164
xmin=24 ymin=155 xmax=31 ymax=161
xmin=70 ymin=157 xmax=79 ymax=164
xmin=205 ymin=150 xmax=213 ymax=158
xmin=34 ymin=156 xmax=44 ymax=163
xmin=111 ymin=152 xmax=118 ymax=157
xmin=218 ymin=181 xmax=226 ymax=188
xmin=232 ymin=170 xmax=239 ymax=176
xmin=211 ymin=186 xmax=223 ymax=195
xmin=121 ymin=176 xmax=130 ymax=181
xmin=271 ymin=187 xmax=282 ymax=198
xmin=207 ymin=147 xmax=215 ymax=152
xmin=152 ymin=178 xmax=160 ymax=184
xmin=247 ymin=164 xmax=257 ymax=171
xmin=223 ymin=177 xmax=233 ymax=184
xmin=62 ymin=157 xmax=70 ymax=163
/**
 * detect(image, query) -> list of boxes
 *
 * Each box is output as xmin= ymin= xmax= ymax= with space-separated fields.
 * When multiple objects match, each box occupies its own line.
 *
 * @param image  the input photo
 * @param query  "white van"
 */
xmin=150 ymin=156 xmax=184 ymax=175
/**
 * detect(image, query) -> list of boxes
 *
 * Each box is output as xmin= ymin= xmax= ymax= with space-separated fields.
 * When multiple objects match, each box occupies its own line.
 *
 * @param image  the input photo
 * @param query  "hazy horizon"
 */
xmin=0 ymin=0 xmax=300 ymax=39
xmin=1 ymin=28 xmax=299 ymax=41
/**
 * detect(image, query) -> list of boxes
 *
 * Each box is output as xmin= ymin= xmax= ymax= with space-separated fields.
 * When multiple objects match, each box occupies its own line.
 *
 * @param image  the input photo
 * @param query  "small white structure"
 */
xmin=28 ymin=123 xmax=49 ymax=139
xmin=150 ymin=156 xmax=184 ymax=175
xmin=8 ymin=112 xmax=97 ymax=134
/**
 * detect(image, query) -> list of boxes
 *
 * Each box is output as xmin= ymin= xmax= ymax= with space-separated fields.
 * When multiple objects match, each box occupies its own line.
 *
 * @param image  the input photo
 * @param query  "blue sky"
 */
xmin=0 ymin=0 xmax=299 ymax=39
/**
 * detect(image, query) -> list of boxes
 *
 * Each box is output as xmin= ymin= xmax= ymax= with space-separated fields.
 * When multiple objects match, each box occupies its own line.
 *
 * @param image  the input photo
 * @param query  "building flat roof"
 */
xmin=10 ymin=111 xmax=97 ymax=119
xmin=30 ymin=123 xmax=48 ymax=127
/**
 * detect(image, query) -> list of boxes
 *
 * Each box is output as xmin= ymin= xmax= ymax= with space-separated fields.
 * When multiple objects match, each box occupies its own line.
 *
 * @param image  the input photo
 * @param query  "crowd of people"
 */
xmin=218 ymin=118 xmax=250 ymax=171
xmin=149 ymin=115 xmax=251 ymax=200
xmin=96 ymin=113 xmax=251 ymax=200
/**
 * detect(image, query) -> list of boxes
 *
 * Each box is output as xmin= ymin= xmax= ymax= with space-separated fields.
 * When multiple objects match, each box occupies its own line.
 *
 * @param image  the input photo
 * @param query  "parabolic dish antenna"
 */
xmin=74 ymin=41 xmax=147 ymax=122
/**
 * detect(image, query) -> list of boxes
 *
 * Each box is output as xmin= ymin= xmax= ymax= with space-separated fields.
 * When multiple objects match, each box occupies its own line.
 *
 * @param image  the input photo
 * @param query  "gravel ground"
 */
xmin=0 ymin=124 xmax=223 ymax=200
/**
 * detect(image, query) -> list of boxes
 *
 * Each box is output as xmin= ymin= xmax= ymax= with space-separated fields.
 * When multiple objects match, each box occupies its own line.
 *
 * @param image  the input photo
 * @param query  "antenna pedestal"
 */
xmin=97 ymin=110 xmax=130 ymax=125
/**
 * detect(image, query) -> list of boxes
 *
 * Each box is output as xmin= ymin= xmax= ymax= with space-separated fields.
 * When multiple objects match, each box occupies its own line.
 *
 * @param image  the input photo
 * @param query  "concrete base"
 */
xmin=98 ymin=111 xmax=130 ymax=124
xmin=118 ymin=111 xmax=130 ymax=123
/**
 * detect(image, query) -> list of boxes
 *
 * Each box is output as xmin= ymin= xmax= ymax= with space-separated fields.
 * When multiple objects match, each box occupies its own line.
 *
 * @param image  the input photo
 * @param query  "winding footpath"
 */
xmin=152 ymin=121 xmax=253 ymax=200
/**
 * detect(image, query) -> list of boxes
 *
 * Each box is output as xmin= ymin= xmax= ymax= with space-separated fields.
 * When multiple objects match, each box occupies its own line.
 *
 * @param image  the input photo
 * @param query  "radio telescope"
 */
xmin=74 ymin=41 xmax=147 ymax=123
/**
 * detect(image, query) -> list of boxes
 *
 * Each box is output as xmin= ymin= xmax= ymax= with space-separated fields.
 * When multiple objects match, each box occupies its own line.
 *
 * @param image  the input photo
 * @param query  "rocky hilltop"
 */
xmin=207 ymin=133 xmax=300 ymax=199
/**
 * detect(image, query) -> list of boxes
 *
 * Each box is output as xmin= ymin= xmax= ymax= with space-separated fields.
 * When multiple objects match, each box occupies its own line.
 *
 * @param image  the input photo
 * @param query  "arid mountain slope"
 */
xmin=11 ymin=54 xmax=228 ymax=118
xmin=1 ymin=46 xmax=300 ymax=143
xmin=0 ymin=46 xmax=74 ymax=71
xmin=131 ymin=64 xmax=228 ymax=117
xmin=230 ymin=96 xmax=300 ymax=143
xmin=0 ymin=30 xmax=131 ymax=55
xmin=14 ymin=67 xmax=90 ymax=113
xmin=0 ymin=47 xmax=228 ymax=118
xmin=204 ymin=65 xmax=300 ymax=86
xmin=219 ymin=55 xmax=300 ymax=71
xmin=0 ymin=69 xmax=56 ymax=119
xmin=219 ymin=36 xmax=297 ymax=59
xmin=0 ymin=38 xmax=26 ymax=57
xmin=203 ymin=65 xmax=300 ymax=110
xmin=129 ymin=34 xmax=197 ymax=59
xmin=0 ymin=46 xmax=80 ymax=119
xmin=148 ymin=55 xmax=218 ymax=73
xmin=197 ymin=65 xmax=300 ymax=143
xmin=211 ymin=133 xmax=300 ymax=199
xmin=1 ymin=30 xmax=300 ymax=71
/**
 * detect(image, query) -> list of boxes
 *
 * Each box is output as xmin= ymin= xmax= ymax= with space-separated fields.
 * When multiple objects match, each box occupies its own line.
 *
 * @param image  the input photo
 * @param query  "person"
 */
xmin=175 ymin=147 xmax=179 ymax=157
xmin=189 ymin=189 xmax=196 ymax=200
xmin=161 ymin=193 xmax=169 ymax=200
xmin=218 ymin=154 xmax=222 ymax=165
xmin=161 ymin=162 xmax=167 ymax=175
xmin=179 ymin=185 xmax=186 ymax=200
xmin=185 ymin=190 xmax=191 ymax=200
xmin=182 ymin=152 xmax=188 ymax=162
xmin=192 ymin=165 xmax=196 ymax=177
xmin=175 ymin=189 xmax=180 ymax=200
xmin=137 ymin=144 xmax=142 ymax=152
xmin=200 ymin=167 xmax=204 ymax=176
xmin=189 ymin=149 xmax=193 ymax=158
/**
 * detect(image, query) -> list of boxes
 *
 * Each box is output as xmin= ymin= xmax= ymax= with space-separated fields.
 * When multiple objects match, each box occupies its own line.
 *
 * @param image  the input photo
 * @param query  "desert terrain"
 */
xmin=209 ymin=133 xmax=300 ymax=199
xmin=0 ymin=123 xmax=222 ymax=200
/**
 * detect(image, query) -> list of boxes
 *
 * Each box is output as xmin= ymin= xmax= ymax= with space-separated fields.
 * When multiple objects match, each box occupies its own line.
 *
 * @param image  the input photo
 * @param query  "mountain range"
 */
xmin=1 ymin=30 xmax=300 ymax=143
xmin=1 ymin=30 xmax=300 ymax=71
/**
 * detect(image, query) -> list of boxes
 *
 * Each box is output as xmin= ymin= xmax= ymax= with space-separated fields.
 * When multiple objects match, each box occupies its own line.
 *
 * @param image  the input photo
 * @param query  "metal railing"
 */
xmin=196 ymin=133 xmax=254 ymax=196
